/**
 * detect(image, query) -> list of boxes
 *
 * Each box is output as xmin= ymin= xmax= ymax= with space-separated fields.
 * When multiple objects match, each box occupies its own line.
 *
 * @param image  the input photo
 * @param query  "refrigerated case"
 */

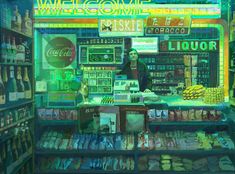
xmin=33 ymin=0 xmax=235 ymax=173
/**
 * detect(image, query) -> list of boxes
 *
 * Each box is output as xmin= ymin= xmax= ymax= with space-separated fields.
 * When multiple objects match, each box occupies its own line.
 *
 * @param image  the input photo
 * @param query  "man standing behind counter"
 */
xmin=118 ymin=48 xmax=152 ymax=92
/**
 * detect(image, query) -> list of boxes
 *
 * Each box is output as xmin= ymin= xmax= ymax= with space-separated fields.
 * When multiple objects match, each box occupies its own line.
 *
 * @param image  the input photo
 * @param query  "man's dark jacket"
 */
xmin=118 ymin=61 xmax=152 ymax=92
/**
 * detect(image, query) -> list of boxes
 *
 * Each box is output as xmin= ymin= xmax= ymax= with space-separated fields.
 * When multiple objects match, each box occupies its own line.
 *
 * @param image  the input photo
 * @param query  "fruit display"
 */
xmin=204 ymin=87 xmax=224 ymax=104
xmin=183 ymin=85 xmax=205 ymax=100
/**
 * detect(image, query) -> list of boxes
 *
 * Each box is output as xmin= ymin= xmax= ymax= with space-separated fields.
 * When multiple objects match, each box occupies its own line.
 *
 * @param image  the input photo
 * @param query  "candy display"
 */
xmin=39 ymin=156 xmax=134 ymax=171
xmin=148 ymin=109 xmax=222 ymax=121
xmin=204 ymin=87 xmax=225 ymax=104
xmin=137 ymin=131 xmax=234 ymax=150
xmin=138 ymin=155 xmax=235 ymax=172
xmin=37 ymin=108 xmax=77 ymax=120
xmin=37 ymin=131 xmax=135 ymax=151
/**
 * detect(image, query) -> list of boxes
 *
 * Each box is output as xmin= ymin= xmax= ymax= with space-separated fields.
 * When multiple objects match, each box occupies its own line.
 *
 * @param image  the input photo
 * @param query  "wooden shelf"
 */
xmin=0 ymin=99 xmax=34 ymax=112
xmin=1 ymin=27 xmax=32 ymax=39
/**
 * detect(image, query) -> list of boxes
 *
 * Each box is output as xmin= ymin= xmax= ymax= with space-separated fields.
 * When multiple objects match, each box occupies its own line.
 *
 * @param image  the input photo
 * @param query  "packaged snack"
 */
xmin=156 ymin=110 xmax=162 ymax=121
xmin=188 ymin=109 xmax=195 ymax=120
xmin=175 ymin=110 xmax=182 ymax=121
xmin=168 ymin=111 xmax=175 ymax=121
xmin=38 ymin=109 xmax=46 ymax=120
xmin=181 ymin=110 xmax=189 ymax=121
xmin=148 ymin=109 xmax=156 ymax=121
xmin=194 ymin=109 xmax=203 ymax=121
xmin=215 ymin=110 xmax=222 ymax=120
xmin=208 ymin=110 xmax=216 ymax=121
xmin=202 ymin=110 xmax=208 ymax=120
xmin=45 ymin=109 xmax=53 ymax=120
xmin=52 ymin=109 xmax=59 ymax=120
xmin=161 ymin=110 xmax=168 ymax=121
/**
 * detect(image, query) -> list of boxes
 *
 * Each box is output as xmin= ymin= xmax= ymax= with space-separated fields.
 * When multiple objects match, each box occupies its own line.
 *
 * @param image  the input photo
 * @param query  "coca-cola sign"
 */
xmin=43 ymin=35 xmax=76 ymax=69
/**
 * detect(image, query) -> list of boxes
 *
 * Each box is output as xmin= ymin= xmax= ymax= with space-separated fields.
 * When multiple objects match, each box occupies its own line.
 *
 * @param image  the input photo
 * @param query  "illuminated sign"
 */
xmin=131 ymin=37 xmax=158 ymax=54
xmin=145 ymin=16 xmax=191 ymax=35
xmin=99 ymin=19 xmax=144 ymax=37
xmin=42 ymin=34 xmax=77 ymax=69
xmin=34 ymin=0 xmax=221 ymax=18
xmin=160 ymin=40 xmax=219 ymax=52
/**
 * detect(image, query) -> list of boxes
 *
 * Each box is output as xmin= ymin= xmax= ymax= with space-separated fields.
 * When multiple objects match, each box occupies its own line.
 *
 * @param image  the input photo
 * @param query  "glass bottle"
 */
xmin=6 ymin=36 xmax=12 ymax=63
xmin=0 ymin=66 xmax=6 ymax=105
xmin=1 ymin=35 xmax=7 ymax=63
xmin=12 ymin=136 xmax=19 ymax=161
xmin=12 ymin=5 xmax=22 ymax=31
xmin=6 ymin=140 xmax=13 ymax=166
xmin=16 ymin=67 xmax=25 ymax=100
xmin=2 ymin=66 xmax=8 ymax=88
xmin=22 ymin=10 xmax=32 ymax=35
xmin=16 ymin=38 xmax=25 ymax=63
xmin=6 ymin=66 xmax=18 ymax=102
xmin=23 ymin=67 xmax=31 ymax=99
xmin=11 ymin=37 xmax=17 ymax=63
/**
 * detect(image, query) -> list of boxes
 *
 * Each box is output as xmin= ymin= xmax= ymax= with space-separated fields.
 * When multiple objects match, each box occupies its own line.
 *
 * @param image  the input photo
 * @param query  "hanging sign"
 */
xmin=160 ymin=40 xmax=219 ymax=52
xmin=99 ymin=19 xmax=144 ymax=37
xmin=145 ymin=16 xmax=191 ymax=35
xmin=42 ymin=34 xmax=77 ymax=69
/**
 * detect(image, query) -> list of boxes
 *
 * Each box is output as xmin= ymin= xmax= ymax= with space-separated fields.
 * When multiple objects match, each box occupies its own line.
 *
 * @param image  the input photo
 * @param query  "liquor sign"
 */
xmin=145 ymin=16 xmax=191 ymax=35
xmin=42 ymin=34 xmax=76 ymax=69
xmin=99 ymin=19 xmax=144 ymax=37
xmin=160 ymin=40 xmax=219 ymax=52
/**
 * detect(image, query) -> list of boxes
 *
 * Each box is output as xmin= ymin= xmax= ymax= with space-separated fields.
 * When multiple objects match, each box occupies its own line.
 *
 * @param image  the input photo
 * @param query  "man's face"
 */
xmin=129 ymin=50 xmax=138 ymax=61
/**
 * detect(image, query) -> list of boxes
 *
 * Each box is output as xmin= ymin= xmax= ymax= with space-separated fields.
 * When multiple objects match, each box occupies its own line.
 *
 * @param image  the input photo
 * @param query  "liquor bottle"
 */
xmin=23 ymin=41 xmax=31 ymax=63
xmin=12 ymin=136 xmax=19 ymax=161
xmin=16 ymin=38 xmax=25 ymax=63
xmin=1 ymin=34 xmax=7 ymax=63
xmin=17 ymin=130 xmax=23 ymax=156
xmin=22 ymin=10 xmax=32 ymax=35
xmin=21 ymin=126 xmax=28 ymax=153
xmin=16 ymin=67 xmax=25 ymax=100
xmin=6 ymin=140 xmax=13 ymax=166
xmin=6 ymin=36 xmax=12 ymax=63
xmin=6 ymin=66 xmax=18 ymax=102
xmin=0 ymin=66 xmax=6 ymax=105
xmin=11 ymin=37 xmax=17 ymax=63
xmin=12 ymin=5 xmax=22 ymax=32
xmin=23 ymin=67 xmax=31 ymax=99
xmin=26 ymin=126 xmax=32 ymax=149
xmin=2 ymin=66 xmax=8 ymax=88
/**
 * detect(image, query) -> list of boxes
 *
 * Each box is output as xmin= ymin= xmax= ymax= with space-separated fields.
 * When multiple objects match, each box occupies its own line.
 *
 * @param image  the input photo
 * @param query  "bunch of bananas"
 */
xmin=183 ymin=85 xmax=205 ymax=100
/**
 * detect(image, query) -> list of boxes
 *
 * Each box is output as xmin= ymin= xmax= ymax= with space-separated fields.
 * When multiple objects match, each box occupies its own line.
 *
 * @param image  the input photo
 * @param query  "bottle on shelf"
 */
xmin=2 ymin=66 xmax=8 ymax=88
xmin=23 ymin=40 xmax=31 ymax=63
xmin=26 ymin=125 xmax=32 ymax=149
xmin=0 ymin=66 xmax=6 ymax=105
xmin=6 ymin=66 xmax=18 ymax=103
xmin=11 ymin=37 xmax=17 ymax=63
xmin=23 ymin=67 xmax=31 ymax=99
xmin=6 ymin=36 xmax=12 ymax=63
xmin=12 ymin=5 xmax=22 ymax=32
xmin=17 ymin=126 xmax=23 ymax=156
xmin=16 ymin=38 xmax=25 ymax=63
xmin=21 ymin=124 xmax=28 ymax=153
xmin=6 ymin=140 xmax=13 ymax=166
xmin=12 ymin=136 xmax=19 ymax=161
xmin=22 ymin=10 xmax=32 ymax=35
xmin=1 ymin=34 xmax=7 ymax=63
xmin=16 ymin=66 xmax=25 ymax=100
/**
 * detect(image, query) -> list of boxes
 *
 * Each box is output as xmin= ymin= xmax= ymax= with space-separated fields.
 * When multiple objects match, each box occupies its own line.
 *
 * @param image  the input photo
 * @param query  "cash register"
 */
xmin=113 ymin=75 xmax=143 ymax=103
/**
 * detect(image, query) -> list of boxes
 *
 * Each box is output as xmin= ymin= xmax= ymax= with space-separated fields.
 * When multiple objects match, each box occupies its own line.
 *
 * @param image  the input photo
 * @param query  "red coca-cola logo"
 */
xmin=45 ymin=37 xmax=75 ymax=68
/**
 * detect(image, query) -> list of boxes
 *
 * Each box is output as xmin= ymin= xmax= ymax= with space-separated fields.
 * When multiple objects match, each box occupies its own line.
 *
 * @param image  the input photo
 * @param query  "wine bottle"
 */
xmin=26 ymin=126 xmax=32 ymax=149
xmin=12 ymin=5 xmax=22 ymax=32
xmin=2 ymin=66 xmax=8 ymax=88
xmin=11 ymin=37 xmax=17 ymax=63
xmin=17 ymin=129 xmax=23 ymax=156
xmin=12 ymin=136 xmax=19 ymax=161
xmin=23 ymin=67 xmax=31 ymax=99
xmin=16 ymin=67 xmax=25 ymax=100
xmin=22 ymin=10 xmax=32 ymax=35
xmin=1 ymin=34 xmax=7 ymax=63
xmin=6 ymin=66 xmax=18 ymax=102
xmin=21 ymin=125 xmax=28 ymax=153
xmin=16 ymin=38 xmax=25 ymax=63
xmin=6 ymin=36 xmax=12 ymax=63
xmin=0 ymin=66 xmax=6 ymax=105
xmin=6 ymin=140 xmax=13 ymax=166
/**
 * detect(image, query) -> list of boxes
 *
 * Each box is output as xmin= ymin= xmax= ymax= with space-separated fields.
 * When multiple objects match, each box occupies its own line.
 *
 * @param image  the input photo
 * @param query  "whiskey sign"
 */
xmin=145 ymin=16 xmax=191 ymax=35
xmin=99 ymin=19 xmax=144 ymax=37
